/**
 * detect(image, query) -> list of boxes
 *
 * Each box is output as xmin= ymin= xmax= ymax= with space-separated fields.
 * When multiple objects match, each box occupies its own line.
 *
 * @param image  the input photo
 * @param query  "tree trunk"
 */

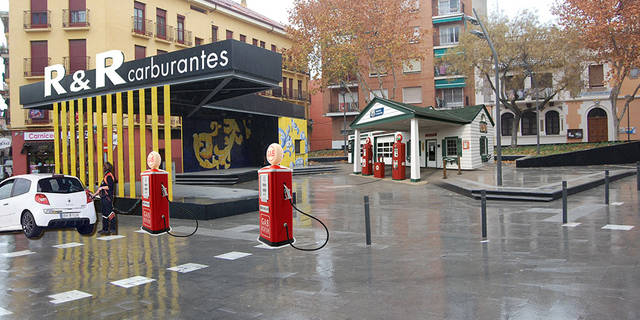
xmin=610 ymin=85 xmax=622 ymax=141
xmin=511 ymin=113 xmax=521 ymax=147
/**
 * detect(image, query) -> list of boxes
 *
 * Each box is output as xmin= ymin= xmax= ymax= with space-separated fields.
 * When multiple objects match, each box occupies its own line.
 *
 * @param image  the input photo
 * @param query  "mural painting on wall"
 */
xmin=183 ymin=115 xmax=278 ymax=172
xmin=278 ymin=117 xmax=308 ymax=168
xmin=193 ymin=119 xmax=250 ymax=169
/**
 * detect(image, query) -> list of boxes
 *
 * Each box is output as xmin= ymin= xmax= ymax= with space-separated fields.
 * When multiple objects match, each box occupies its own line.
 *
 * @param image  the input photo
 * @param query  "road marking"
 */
xmin=480 ymin=240 xmax=490 ymax=243
xmin=602 ymin=224 xmax=634 ymax=231
xmin=111 ymin=276 xmax=156 ymax=288
xmin=97 ymin=235 xmax=126 ymax=241
xmin=542 ymin=204 xmax=606 ymax=222
xmin=167 ymin=263 xmax=208 ymax=273
xmin=215 ymin=251 xmax=252 ymax=260
xmin=0 ymin=307 xmax=11 ymax=316
xmin=222 ymin=225 xmax=259 ymax=233
xmin=562 ymin=223 xmax=581 ymax=227
xmin=1 ymin=250 xmax=35 ymax=258
xmin=53 ymin=242 xmax=84 ymax=249
xmin=48 ymin=290 xmax=92 ymax=304
xmin=611 ymin=202 xmax=624 ymax=206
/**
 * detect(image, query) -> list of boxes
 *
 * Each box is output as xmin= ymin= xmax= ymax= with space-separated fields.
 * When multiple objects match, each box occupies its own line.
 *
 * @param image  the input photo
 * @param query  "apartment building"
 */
xmin=477 ymin=64 xmax=640 ymax=145
xmin=311 ymin=0 xmax=480 ymax=151
xmin=7 ymin=0 xmax=309 ymax=175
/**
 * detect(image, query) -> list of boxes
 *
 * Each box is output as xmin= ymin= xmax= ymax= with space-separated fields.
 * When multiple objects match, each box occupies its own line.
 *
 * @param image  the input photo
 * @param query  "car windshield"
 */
xmin=37 ymin=177 xmax=85 ymax=194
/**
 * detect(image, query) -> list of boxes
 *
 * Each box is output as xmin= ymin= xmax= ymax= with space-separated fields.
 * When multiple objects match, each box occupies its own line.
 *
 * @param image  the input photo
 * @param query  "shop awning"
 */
xmin=435 ymin=78 xmax=466 ymax=89
xmin=432 ymin=15 xmax=464 ymax=24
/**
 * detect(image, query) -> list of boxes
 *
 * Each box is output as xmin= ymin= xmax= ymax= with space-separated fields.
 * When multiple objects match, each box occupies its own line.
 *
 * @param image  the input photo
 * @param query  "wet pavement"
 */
xmin=1 ymin=166 xmax=640 ymax=319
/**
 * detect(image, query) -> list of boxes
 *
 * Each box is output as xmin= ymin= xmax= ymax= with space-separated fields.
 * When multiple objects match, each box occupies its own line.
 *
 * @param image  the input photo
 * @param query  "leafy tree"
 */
xmin=442 ymin=11 xmax=585 ymax=146
xmin=286 ymin=0 xmax=426 ymax=101
xmin=555 ymin=0 xmax=640 ymax=138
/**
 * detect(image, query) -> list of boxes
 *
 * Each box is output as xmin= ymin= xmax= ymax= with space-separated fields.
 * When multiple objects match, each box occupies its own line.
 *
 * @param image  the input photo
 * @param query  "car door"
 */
xmin=0 ymin=179 xmax=15 ymax=229
xmin=10 ymin=178 xmax=33 ymax=227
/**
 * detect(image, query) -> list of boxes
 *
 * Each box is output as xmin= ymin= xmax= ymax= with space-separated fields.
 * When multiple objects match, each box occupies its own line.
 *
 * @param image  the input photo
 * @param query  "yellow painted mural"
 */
xmin=192 ymin=119 xmax=252 ymax=169
xmin=278 ymin=117 xmax=308 ymax=168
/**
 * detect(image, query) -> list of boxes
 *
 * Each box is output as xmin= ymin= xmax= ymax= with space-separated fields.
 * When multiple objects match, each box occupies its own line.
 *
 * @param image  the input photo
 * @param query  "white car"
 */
xmin=0 ymin=174 xmax=97 ymax=239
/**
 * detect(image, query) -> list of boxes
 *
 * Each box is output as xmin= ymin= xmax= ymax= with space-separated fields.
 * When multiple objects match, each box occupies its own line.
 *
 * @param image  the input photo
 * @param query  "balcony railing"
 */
xmin=259 ymin=88 xmax=310 ymax=102
xmin=132 ymin=16 xmax=153 ymax=37
xmin=175 ymin=29 xmax=193 ymax=46
xmin=155 ymin=23 xmax=174 ymax=42
xmin=434 ymin=65 xmax=459 ymax=77
xmin=24 ymin=10 xmax=51 ymax=29
xmin=24 ymin=57 xmax=51 ymax=77
xmin=329 ymin=102 xmax=359 ymax=113
xmin=63 ymin=56 xmax=90 ymax=74
xmin=62 ymin=9 xmax=90 ymax=28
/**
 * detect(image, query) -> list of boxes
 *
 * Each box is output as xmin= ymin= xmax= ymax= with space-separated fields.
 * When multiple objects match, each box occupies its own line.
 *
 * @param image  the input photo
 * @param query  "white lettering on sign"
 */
xmin=24 ymin=131 xmax=54 ymax=141
xmin=259 ymin=174 xmax=269 ymax=202
xmin=259 ymin=205 xmax=270 ymax=213
xmin=44 ymin=49 xmax=230 ymax=97
xmin=260 ymin=213 xmax=271 ymax=239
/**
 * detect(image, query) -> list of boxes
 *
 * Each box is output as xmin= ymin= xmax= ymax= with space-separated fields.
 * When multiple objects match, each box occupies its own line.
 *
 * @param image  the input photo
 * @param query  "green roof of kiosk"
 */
xmin=350 ymin=97 xmax=494 ymax=129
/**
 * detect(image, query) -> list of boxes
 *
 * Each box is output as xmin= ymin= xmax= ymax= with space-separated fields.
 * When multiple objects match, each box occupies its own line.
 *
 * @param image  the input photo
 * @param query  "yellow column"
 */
xmin=53 ymin=103 xmax=60 ymax=174
xmin=106 ymin=94 xmax=114 ymax=166
xmin=139 ymin=89 xmax=146 ymax=172
xmin=87 ymin=97 xmax=95 ymax=192
xmin=69 ymin=100 xmax=76 ymax=177
xmin=163 ymin=85 xmax=173 ymax=201
xmin=116 ymin=92 xmax=125 ymax=198
xmin=128 ymin=91 xmax=136 ymax=198
xmin=78 ymin=99 xmax=86 ymax=185
xmin=61 ymin=101 xmax=68 ymax=175
xmin=151 ymin=87 xmax=159 ymax=152
xmin=96 ymin=96 xmax=104 ymax=180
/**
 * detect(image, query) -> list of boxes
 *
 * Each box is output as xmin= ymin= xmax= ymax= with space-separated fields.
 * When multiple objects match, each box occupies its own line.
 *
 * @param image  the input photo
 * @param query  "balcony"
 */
xmin=434 ymin=64 xmax=460 ymax=78
xmin=62 ymin=9 xmax=90 ymax=28
xmin=0 ymin=46 xmax=8 ymax=55
xmin=326 ymin=102 xmax=360 ymax=117
xmin=132 ymin=16 xmax=153 ymax=38
xmin=175 ymin=29 xmax=193 ymax=47
xmin=63 ymin=56 xmax=90 ymax=74
xmin=26 ymin=109 xmax=50 ymax=125
xmin=260 ymin=88 xmax=310 ymax=102
xmin=24 ymin=10 xmax=51 ymax=30
xmin=24 ymin=57 xmax=51 ymax=78
xmin=155 ymin=23 xmax=174 ymax=43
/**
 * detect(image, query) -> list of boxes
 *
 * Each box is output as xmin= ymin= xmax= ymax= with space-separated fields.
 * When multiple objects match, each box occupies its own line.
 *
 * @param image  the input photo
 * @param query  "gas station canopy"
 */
xmin=19 ymin=40 xmax=283 ymax=116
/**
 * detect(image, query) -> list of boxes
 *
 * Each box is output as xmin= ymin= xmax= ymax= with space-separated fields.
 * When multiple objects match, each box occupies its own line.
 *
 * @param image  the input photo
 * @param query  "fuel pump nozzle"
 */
xmin=283 ymin=184 xmax=292 ymax=201
xmin=161 ymin=184 xmax=168 ymax=198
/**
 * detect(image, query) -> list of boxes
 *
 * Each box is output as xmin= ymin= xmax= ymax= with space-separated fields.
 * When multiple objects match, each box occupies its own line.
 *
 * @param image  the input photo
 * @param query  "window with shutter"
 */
xmin=589 ymin=64 xmax=604 ymax=88
xmin=402 ymin=87 xmax=422 ymax=104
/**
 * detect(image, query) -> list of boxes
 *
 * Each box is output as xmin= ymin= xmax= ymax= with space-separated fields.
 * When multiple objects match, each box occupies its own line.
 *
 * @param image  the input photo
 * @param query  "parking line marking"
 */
xmin=167 ymin=263 xmax=208 ymax=273
xmin=97 ymin=235 xmax=126 ymax=241
xmin=48 ymin=290 xmax=92 ymax=304
xmin=222 ymin=225 xmax=259 ymax=233
xmin=215 ymin=252 xmax=252 ymax=260
xmin=562 ymin=223 xmax=582 ymax=227
xmin=611 ymin=202 xmax=624 ymax=206
xmin=0 ymin=307 xmax=11 ymax=316
xmin=53 ymin=242 xmax=84 ymax=249
xmin=602 ymin=224 xmax=634 ymax=231
xmin=1 ymin=250 xmax=35 ymax=258
xmin=111 ymin=276 xmax=156 ymax=288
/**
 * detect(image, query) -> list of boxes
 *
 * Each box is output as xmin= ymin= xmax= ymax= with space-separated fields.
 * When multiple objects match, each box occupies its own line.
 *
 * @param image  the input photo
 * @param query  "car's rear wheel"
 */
xmin=21 ymin=211 xmax=43 ymax=239
xmin=77 ymin=223 xmax=95 ymax=236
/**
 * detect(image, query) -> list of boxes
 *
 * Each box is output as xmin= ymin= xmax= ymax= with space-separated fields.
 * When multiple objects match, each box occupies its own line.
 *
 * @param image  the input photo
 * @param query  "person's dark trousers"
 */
xmin=109 ymin=215 xmax=118 ymax=234
xmin=101 ymin=199 xmax=114 ymax=233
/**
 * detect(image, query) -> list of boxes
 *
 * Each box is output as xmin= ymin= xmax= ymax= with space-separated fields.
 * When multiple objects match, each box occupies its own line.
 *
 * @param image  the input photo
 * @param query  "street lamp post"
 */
xmin=469 ymin=9 xmax=502 ymax=186
xmin=340 ymin=81 xmax=348 ymax=156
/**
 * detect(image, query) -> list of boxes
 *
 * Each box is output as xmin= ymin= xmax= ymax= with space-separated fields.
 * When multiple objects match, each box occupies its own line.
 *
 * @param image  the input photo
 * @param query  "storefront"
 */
xmin=349 ymin=97 xmax=495 ymax=181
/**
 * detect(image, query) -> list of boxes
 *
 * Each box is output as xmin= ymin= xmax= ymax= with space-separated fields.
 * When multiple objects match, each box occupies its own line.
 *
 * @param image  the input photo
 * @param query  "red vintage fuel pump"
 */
xmin=361 ymin=137 xmax=373 ymax=176
xmin=392 ymin=133 xmax=406 ymax=180
xmin=140 ymin=151 xmax=170 ymax=234
xmin=258 ymin=144 xmax=294 ymax=247
xmin=374 ymin=155 xmax=385 ymax=178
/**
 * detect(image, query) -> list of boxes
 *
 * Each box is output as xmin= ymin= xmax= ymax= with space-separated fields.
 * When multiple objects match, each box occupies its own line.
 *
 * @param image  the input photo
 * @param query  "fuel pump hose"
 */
xmin=283 ymin=197 xmax=329 ymax=252
xmin=160 ymin=201 xmax=199 ymax=238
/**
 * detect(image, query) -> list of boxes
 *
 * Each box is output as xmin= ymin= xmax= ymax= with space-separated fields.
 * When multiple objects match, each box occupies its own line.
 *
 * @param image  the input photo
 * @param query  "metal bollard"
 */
xmin=636 ymin=162 xmax=640 ymax=191
xmin=605 ymin=170 xmax=610 ymax=205
xmin=562 ymin=181 xmax=567 ymax=224
xmin=364 ymin=196 xmax=371 ymax=246
xmin=481 ymin=190 xmax=487 ymax=239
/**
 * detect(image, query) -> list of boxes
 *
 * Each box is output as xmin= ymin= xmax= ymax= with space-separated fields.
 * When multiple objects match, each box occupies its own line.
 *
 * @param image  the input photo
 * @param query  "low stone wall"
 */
xmin=516 ymin=141 xmax=640 ymax=167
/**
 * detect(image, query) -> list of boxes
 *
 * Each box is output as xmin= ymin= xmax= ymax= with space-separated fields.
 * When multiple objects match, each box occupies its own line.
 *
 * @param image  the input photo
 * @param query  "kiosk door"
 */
xmin=427 ymin=140 xmax=437 ymax=168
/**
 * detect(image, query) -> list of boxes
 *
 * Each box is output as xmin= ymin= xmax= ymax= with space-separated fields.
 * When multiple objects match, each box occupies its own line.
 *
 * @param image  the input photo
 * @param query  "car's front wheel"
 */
xmin=77 ymin=223 xmax=95 ymax=236
xmin=21 ymin=211 xmax=43 ymax=239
